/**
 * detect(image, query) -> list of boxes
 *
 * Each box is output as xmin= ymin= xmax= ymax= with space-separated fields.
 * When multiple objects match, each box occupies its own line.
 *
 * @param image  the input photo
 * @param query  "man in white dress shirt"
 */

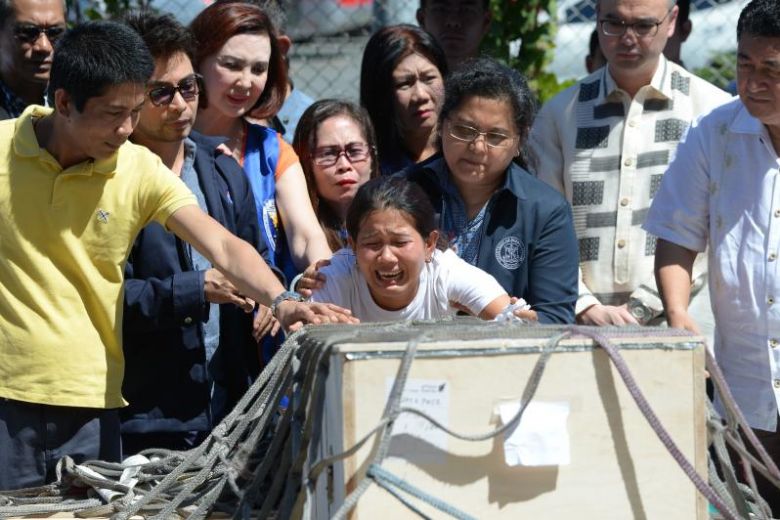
xmin=645 ymin=0 xmax=780 ymax=512
xmin=529 ymin=0 xmax=728 ymax=329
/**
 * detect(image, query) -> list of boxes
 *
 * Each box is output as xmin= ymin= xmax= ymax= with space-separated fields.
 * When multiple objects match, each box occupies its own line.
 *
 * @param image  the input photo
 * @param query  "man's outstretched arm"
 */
xmin=166 ymin=205 xmax=357 ymax=331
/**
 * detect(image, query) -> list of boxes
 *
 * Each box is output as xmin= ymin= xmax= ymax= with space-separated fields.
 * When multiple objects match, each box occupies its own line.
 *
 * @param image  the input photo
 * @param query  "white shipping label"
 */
xmin=498 ymin=400 xmax=571 ymax=467
xmin=385 ymin=378 xmax=450 ymax=452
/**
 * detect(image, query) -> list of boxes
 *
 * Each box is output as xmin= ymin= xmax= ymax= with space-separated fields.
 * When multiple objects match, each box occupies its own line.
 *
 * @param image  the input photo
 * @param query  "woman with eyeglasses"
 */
xmin=360 ymin=24 xmax=447 ymax=176
xmin=402 ymin=58 xmax=579 ymax=324
xmin=292 ymin=100 xmax=379 ymax=252
xmin=189 ymin=2 xmax=331 ymax=284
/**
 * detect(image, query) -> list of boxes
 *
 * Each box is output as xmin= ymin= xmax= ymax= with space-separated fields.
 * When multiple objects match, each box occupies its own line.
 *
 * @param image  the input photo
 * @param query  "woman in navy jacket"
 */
xmin=401 ymin=58 xmax=578 ymax=324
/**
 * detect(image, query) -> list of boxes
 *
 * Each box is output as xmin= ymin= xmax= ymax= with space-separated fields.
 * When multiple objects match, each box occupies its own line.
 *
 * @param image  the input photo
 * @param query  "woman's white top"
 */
xmin=310 ymin=248 xmax=506 ymax=322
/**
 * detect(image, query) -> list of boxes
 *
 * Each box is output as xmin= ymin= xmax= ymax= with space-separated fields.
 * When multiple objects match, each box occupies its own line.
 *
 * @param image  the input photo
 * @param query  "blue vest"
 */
xmin=243 ymin=124 xmax=298 ymax=284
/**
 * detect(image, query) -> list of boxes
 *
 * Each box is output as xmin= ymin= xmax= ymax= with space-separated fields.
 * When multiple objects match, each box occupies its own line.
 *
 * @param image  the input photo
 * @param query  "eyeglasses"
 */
xmin=313 ymin=142 xmax=371 ymax=167
xmin=147 ymin=74 xmax=203 ymax=106
xmin=13 ymin=23 xmax=66 ymax=45
xmin=447 ymin=122 xmax=516 ymax=148
xmin=599 ymin=8 xmax=674 ymax=38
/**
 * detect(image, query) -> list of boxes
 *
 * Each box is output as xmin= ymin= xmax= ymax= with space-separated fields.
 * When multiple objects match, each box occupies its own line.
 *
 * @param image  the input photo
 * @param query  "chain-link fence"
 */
xmin=78 ymin=0 xmax=744 ymax=99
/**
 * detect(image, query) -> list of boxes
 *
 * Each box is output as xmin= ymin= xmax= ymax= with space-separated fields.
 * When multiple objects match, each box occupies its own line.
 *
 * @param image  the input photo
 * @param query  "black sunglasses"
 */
xmin=13 ymin=23 xmax=66 ymax=45
xmin=147 ymin=74 xmax=203 ymax=106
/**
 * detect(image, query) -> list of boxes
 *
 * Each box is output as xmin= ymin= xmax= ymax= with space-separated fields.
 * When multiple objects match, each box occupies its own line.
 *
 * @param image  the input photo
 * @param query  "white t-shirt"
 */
xmin=310 ymin=248 xmax=506 ymax=322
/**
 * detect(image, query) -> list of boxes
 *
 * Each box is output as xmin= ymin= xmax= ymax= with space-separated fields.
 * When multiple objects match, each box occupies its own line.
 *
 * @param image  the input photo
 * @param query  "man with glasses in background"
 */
xmin=0 ymin=0 xmax=66 ymax=119
xmin=529 ymin=0 xmax=728 ymax=331
xmin=121 ymin=12 xmax=279 ymax=455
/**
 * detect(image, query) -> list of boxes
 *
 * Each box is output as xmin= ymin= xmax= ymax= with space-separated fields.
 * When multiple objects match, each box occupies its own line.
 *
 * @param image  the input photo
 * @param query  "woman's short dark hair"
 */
xmin=439 ymin=57 xmax=536 ymax=169
xmin=48 ymin=20 xmax=154 ymax=112
xmin=347 ymin=176 xmax=436 ymax=242
xmin=189 ymin=1 xmax=287 ymax=119
xmin=360 ymin=24 xmax=448 ymax=163
xmin=737 ymin=0 xmax=780 ymax=41
xmin=293 ymin=99 xmax=380 ymax=250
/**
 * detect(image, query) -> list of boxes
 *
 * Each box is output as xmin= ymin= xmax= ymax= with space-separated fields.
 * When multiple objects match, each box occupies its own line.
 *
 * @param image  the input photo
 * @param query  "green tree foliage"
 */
xmin=482 ymin=0 xmax=573 ymax=102
xmin=694 ymin=50 xmax=736 ymax=92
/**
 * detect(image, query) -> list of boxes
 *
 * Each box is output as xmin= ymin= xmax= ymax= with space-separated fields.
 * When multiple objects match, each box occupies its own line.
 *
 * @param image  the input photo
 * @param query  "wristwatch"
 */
xmin=270 ymin=290 xmax=305 ymax=317
xmin=627 ymin=297 xmax=652 ymax=325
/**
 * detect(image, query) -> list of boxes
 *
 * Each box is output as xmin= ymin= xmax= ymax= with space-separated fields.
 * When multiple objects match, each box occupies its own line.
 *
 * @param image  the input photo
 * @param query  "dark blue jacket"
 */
xmin=121 ymin=132 xmax=264 ymax=435
xmin=402 ymin=157 xmax=578 ymax=324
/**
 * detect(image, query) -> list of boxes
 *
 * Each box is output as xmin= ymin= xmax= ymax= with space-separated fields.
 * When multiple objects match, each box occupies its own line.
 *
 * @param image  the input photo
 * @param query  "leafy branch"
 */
xmin=482 ymin=0 xmax=573 ymax=102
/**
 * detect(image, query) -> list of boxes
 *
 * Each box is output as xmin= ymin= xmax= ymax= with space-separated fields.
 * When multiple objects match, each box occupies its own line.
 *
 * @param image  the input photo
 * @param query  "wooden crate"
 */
xmin=304 ymin=323 xmax=707 ymax=519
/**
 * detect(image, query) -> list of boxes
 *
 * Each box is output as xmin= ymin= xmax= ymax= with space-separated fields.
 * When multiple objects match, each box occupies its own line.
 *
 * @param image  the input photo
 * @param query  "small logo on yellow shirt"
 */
xmin=96 ymin=209 xmax=110 ymax=224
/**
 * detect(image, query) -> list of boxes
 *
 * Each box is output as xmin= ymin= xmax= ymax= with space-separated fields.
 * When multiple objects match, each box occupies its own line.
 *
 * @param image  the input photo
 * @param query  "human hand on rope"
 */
xmin=666 ymin=308 xmax=702 ymax=335
xmin=514 ymin=309 xmax=538 ymax=321
xmin=577 ymin=303 xmax=638 ymax=326
xmin=274 ymin=300 xmax=359 ymax=331
xmin=253 ymin=304 xmax=280 ymax=341
xmin=510 ymin=297 xmax=538 ymax=321
xmin=295 ymin=259 xmax=330 ymax=298
xmin=204 ymin=268 xmax=254 ymax=312
xmin=666 ymin=308 xmax=708 ymax=377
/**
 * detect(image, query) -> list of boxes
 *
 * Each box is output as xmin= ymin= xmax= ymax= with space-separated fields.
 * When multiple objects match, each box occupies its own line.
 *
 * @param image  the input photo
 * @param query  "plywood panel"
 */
xmin=314 ymin=329 xmax=706 ymax=519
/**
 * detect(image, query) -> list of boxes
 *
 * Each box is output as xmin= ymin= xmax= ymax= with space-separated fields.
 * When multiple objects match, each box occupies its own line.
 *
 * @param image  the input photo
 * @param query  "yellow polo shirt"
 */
xmin=0 ymin=105 xmax=197 ymax=408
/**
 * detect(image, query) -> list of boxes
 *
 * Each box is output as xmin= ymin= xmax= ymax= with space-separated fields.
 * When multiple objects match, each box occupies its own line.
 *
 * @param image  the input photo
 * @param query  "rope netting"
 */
xmin=0 ymin=322 xmax=776 ymax=519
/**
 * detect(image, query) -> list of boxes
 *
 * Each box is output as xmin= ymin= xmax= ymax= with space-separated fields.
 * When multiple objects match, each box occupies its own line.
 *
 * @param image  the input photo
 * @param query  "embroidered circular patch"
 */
xmin=262 ymin=198 xmax=279 ymax=249
xmin=494 ymin=236 xmax=526 ymax=271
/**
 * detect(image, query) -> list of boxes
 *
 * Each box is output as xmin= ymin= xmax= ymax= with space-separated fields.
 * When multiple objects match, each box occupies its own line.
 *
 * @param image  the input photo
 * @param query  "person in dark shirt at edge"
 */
xmin=0 ymin=0 xmax=66 ymax=119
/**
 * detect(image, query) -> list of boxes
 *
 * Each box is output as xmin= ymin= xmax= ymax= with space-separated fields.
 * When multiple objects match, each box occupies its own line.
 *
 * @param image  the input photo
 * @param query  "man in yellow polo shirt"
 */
xmin=0 ymin=20 xmax=355 ymax=490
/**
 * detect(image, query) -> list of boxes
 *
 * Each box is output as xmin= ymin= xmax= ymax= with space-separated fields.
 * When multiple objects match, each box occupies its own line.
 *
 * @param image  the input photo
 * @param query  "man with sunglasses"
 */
xmin=0 ymin=0 xmax=65 ymax=119
xmin=529 ymin=0 xmax=728 ymax=331
xmin=120 ymin=12 xmax=280 ymax=455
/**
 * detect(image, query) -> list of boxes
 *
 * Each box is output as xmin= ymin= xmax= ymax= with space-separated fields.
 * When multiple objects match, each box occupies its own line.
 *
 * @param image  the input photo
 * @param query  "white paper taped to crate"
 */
xmin=498 ymin=400 xmax=571 ymax=467
xmin=385 ymin=378 xmax=450 ymax=452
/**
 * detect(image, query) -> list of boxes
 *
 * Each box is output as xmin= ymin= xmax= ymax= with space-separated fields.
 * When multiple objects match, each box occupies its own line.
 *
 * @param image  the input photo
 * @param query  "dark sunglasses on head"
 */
xmin=147 ymin=74 xmax=203 ymax=106
xmin=13 ymin=23 xmax=66 ymax=44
